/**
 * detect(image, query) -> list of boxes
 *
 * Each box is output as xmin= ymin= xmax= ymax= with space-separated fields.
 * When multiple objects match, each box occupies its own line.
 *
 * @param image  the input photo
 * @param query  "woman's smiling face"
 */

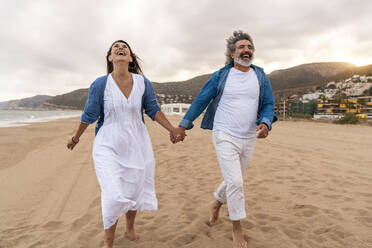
xmin=108 ymin=41 xmax=132 ymax=63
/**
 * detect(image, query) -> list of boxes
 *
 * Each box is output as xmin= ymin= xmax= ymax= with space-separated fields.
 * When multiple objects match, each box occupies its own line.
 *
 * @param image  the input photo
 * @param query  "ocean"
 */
xmin=0 ymin=109 xmax=81 ymax=128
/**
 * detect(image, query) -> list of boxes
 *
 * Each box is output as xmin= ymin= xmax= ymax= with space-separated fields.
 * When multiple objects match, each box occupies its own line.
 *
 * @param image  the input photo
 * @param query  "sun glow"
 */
xmin=296 ymin=28 xmax=372 ymax=69
xmin=340 ymin=57 xmax=372 ymax=67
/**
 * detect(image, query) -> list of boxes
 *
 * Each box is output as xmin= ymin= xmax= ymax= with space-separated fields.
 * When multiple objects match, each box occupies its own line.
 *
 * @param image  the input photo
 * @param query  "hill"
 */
xmin=269 ymin=62 xmax=356 ymax=99
xmin=2 ymin=62 xmax=370 ymax=110
xmin=0 ymin=95 xmax=53 ymax=109
xmin=155 ymin=62 xmax=357 ymax=103
xmin=43 ymin=89 xmax=88 ymax=110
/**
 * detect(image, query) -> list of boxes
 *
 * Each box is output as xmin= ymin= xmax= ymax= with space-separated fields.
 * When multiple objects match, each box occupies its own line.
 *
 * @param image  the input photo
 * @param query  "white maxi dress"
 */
xmin=92 ymin=74 xmax=158 ymax=229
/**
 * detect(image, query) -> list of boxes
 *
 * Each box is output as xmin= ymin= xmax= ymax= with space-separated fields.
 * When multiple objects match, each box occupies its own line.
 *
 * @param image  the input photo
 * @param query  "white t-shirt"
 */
xmin=213 ymin=67 xmax=259 ymax=138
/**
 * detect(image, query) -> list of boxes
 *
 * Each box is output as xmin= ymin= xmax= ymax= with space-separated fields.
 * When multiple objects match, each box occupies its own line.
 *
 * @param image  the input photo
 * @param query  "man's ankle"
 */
xmin=232 ymin=221 xmax=242 ymax=229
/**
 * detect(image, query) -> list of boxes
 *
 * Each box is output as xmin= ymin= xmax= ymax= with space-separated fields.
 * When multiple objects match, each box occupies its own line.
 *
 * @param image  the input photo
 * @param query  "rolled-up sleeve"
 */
xmin=179 ymin=72 xmax=218 ymax=130
xmin=258 ymin=73 xmax=277 ymax=130
xmin=81 ymin=82 xmax=100 ymax=124
xmin=143 ymin=77 xmax=161 ymax=120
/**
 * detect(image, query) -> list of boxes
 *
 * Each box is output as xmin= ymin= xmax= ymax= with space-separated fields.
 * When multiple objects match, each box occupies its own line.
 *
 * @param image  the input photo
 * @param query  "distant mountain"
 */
xmin=269 ymin=62 xmax=356 ymax=99
xmin=3 ymin=62 xmax=371 ymax=110
xmin=0 ymin=95 xmax=53 ymax=109
xmin=153 ymin=62 xmax=357 ymax=103
xmin=43 ymin=88 xmax=88 ymax=110
xmin=320 ymin=64 xmax=372 ymax=82
xmin=153 ymin=74 xmax=211 ymax=99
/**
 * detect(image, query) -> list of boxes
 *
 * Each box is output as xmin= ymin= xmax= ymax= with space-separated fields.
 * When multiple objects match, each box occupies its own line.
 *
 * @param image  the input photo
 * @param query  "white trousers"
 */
xmin=212 ymin=130 xmax=256 ymax=221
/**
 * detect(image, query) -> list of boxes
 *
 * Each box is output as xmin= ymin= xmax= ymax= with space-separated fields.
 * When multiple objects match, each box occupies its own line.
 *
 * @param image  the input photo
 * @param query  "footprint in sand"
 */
xmin=356 ymin=216 xmax=372 ymax=227
xmin=321 ymin=209 xmax=344 ymax=221
xmin=253 ymin=213 xmax=269 ymax=219
xmin=172 ymin=233 xmax=198 ymax=246
xmin=313 ymin=227 xmax=330 ymax=235
xmin=42 ymin=220 xmax=63 ymax=229
xmin=270 ymin=216 xmax=282 ymax=221
xmin=323 ymin=194 xmax=342 ymax=199
xmin=70 ymin=213 xmax=94 ymax=229
xmin=142 ymin=215 xmax=155 ymax=221
xmin=291 ymin=204 xmax=320 ymax=218
xmin=283 ymin=228 xmax=304 ymax=240
xmin=260 ymin=226 xmax=278 ymax=235
xmin=330 ymin=225 xmax=353 ymax=239
xmin=257 ymin=220 xmax=268 ymax=226
xmin=308 ymin=233 xmax=328 ymax=244
xmin=241 ymin=220 xmax=255 ymax=229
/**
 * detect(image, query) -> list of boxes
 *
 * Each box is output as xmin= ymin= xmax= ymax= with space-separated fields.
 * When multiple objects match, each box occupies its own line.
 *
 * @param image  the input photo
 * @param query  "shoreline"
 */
xmin=2 ymin=113 xmax=372 ymax=129
xmin=0 ymin=109 xmax=82 ymax=128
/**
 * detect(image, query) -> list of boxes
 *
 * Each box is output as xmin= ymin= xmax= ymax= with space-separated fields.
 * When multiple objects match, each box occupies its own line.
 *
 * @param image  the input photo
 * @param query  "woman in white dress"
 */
xmin=67 ymin=40 xmax=183 ymax=248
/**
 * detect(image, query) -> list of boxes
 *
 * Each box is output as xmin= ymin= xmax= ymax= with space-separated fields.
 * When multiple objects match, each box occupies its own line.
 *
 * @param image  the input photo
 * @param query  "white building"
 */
xmin=161 ymin=103 xmax=191 ymax=116
xmin=302 ymin=92 xmax=323 ymax=100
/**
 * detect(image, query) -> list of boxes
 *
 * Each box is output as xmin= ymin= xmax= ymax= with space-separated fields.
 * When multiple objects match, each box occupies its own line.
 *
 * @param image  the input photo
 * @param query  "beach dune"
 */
xmin=0 ymin=116 xmax=371 ymax=248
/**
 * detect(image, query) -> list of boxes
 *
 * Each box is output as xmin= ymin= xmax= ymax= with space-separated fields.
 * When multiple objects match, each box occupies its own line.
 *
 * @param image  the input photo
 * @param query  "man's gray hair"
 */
xmin=225 ymin=30 xmax=255 ymax=65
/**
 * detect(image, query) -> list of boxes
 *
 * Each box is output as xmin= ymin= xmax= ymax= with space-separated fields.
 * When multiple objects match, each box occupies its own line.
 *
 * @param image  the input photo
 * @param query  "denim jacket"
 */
xmin=81 ymin=74 xmax=160 ymax=135
xmin=179 ymin=63 xmax=277 ymax=131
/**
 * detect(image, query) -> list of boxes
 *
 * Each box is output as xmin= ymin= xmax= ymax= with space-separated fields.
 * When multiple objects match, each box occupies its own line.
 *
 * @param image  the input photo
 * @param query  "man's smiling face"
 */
xmin=232 ymin=39 xmax=254 ymax=67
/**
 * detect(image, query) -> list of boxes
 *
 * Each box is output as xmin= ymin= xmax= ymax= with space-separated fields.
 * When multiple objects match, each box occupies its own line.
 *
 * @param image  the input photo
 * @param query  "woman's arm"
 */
xmin=67 ymin=122 xmax=89 ymax=150
xmin=142 ymin=77 xmax=183 ymax=143
xmin=154 ymin=111 xmax=183 ymax=143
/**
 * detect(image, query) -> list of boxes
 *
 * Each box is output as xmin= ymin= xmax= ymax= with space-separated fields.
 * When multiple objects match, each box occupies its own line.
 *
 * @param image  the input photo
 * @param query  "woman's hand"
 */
xmin=67 ymin=122 xmax=89 ymax=150
xmin=67 ymin=136 xmax=79 ymax=150
xmin=171 ymin=126 xmax=186 ymax=143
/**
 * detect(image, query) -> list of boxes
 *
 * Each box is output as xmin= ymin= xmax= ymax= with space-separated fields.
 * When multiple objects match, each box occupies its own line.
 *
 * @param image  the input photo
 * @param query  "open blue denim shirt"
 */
xmin=179 ymin=63 xmax=277 ymax=131
xmin=81 ymin=74 xmax=160 ymax=135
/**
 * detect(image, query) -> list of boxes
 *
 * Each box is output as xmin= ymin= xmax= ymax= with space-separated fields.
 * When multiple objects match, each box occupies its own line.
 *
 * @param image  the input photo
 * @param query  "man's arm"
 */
xmin=173 ymin=72 xmax=219 ymax=142
xmin=258 ymin=73 xmax=277 ymax=131
xmin=179 ymin=72 xmax=218 ymax=130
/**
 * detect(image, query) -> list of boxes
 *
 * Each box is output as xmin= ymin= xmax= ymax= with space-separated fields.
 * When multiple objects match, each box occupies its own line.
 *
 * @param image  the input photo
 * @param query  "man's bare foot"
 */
xmin=232 ymin=222 xmax=247 ymax=248
xmin=103 ymin=220 xmax=118 ymax=248
xmin=208 ymin=200 xmax=222 ymax=226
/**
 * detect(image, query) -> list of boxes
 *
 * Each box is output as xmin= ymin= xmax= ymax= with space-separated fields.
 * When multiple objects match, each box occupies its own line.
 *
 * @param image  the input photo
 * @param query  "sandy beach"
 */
xmin=0 ymin=116 xmax=371 ymax=248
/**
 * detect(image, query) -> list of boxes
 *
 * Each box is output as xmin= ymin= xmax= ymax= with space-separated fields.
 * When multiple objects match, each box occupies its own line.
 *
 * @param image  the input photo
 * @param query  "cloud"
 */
xmin=1 ymin=0 xmax=372 ymax=101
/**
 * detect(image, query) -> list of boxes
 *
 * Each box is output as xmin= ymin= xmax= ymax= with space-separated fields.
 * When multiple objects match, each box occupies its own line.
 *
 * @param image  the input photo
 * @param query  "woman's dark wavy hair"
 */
xmin=106 ymin=40 xmax=143 ymax=74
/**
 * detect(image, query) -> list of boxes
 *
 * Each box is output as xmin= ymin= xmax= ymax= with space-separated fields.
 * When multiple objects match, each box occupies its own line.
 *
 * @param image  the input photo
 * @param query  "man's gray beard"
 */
xmin=234 ymin=56 xmax=253 ymax=67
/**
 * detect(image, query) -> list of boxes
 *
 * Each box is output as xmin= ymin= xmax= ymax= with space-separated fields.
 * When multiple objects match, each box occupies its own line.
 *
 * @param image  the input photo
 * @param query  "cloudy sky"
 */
xmin=1 ymin=0 xmax=372 ymax=101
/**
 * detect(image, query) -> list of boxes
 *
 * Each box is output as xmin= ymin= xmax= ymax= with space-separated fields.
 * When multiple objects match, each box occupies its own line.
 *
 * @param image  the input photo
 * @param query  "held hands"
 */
xmin=256 ymin=123 xmax=269 ymax=139
xmin=170 ymin=126 xmax=186 ymax=144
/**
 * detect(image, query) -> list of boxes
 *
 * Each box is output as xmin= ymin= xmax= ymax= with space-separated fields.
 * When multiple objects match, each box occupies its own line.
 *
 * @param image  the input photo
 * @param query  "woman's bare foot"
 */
xmin=125 ymin=210 xmax=137 ymax=241
xmin=208 ymin=200 xmax=222 ymax=226
xmin=125 ymin=229 xmax=138 ymax=241
xmin=232 ymin=221 xmax=247 ymax=248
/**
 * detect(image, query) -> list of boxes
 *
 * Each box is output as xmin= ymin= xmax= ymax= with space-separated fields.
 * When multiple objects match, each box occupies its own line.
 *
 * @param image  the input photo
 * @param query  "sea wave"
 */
xmin=0 ymin=110 xmax=81 ymax=128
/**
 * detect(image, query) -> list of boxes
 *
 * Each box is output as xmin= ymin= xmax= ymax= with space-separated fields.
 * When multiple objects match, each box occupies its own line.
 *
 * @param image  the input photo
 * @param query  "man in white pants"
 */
xmin=174 ymin=30 xmax=277 ymax=248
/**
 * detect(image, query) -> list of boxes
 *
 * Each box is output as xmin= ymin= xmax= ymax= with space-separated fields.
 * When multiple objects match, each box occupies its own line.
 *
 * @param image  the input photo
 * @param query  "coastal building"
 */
xmin=275 ymin=74 xmax=372 ymax=120
xmin=316 ymin=96 xmax=372 ymax=119
xmin=161 ymin=103 xmax=191 ymax=116
xmin=302 ymin=91 xmax=323 ymax=101
xmin=276 ymin=95 xmax=372 ymax=120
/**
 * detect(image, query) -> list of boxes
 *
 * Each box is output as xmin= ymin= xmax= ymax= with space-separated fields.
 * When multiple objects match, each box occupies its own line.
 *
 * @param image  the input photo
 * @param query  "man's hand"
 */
xmin=67 ymin=136 xmax=79 ymax=150
xmin=171 ymin=126 xmax=186 ymax=143
xmin=256 ymin=123 xmax=269 ymax=139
